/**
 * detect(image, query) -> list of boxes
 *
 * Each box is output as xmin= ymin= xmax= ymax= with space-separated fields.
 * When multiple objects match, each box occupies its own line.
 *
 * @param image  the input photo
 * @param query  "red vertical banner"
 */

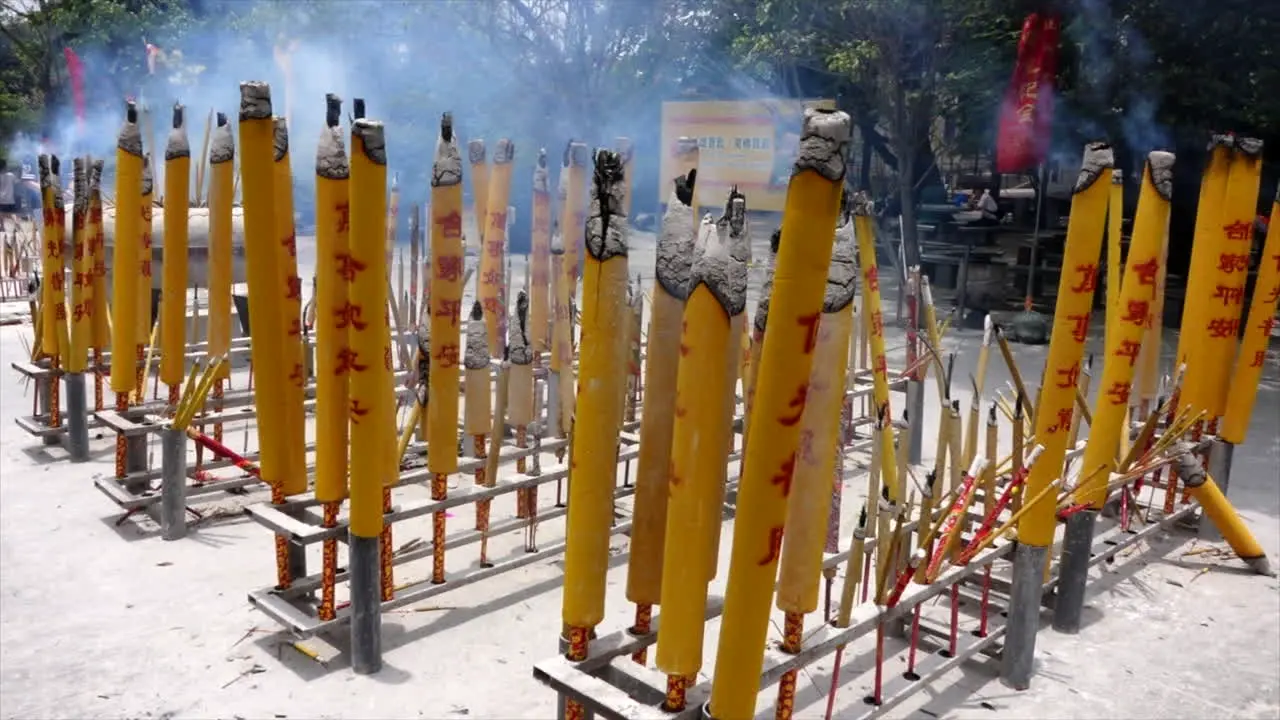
xmin=62 ymin=48 xmax=86 ymax=133
xmin=996 ymin=14 xmax=1059 ymax=174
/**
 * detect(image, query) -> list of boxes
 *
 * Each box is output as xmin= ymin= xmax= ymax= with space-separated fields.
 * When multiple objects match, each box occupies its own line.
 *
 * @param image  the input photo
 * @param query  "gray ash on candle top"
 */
xmin=851 ymin=190 xmax=874 ymax=217
xmin=1073 ymin=141 xmax=1114 ymax=195
xmin=468 ymin=139 xmax=485 ymax=165
xmin=1236 ymin=137 xmax=1263 ymax=157
xmin=432 ymin=115 xmax=462 ymax=188
xmin=117 ymin=109 xmax=143 ymax=157
xmin=352 ymin=120 xmax=386 ymax=166
xmin=533 ymin=149 xmax=549 ymax=194
xmin=90 ymin=159 xmax=104 ymax=192
xmin=585 ymin=149 xmax=627 ymax=262
xmin=492 ymin=138 xmax=514 ymax=165
xmin=165 ymin=104 xmax=190 ymax=160
xmin=567 ymin=142 xmax=589 ymax=168
xmin=755 ymin=238 xmax=778 ymax=333
xmin=655 ymin=175 xmax=697 ymax=300
xmin=508 ymin=291 xmax=532 ymax=365
xmin=210 ymin=121 xmax=235 ymax=165
xmin=273 ymin=117 xmax=289 ymax=161
xmin=238 ymin=81 xmax=272 ymax=121
xmin=825 ymin=218 xmax=858 ymax=313
xmin=316 ymin=126 xmax=349 ymax=180
xmin=73 ymin=157 xmax=87 ymax=214
xmin=464 ymin=301 xmax=490 ymax=369
xmin=1111 ymin=168 xmax=1123 ymax=185
xmin=794 ymin=108 xmax=851 ymax=182
xmin=37 ymin=155 xmax=49 ymax=189
xmin=1147 ymin=151 xmax=1176 ymax=201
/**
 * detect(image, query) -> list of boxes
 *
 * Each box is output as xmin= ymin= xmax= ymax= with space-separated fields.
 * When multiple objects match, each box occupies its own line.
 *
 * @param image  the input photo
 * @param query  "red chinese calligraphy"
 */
xmin=1249 ymin=350 xmax=1266 ymax=368
xmin=438 ymin=211 xmax=463 ymax=239
xmin=54 ymin=304 xmax=67 ymax=321
xmin=485 ymin=239 xmax=503 ymax=257
xmin=758 ymin=526 xmax=785 ymax=566
xmin=488 ymin=210 xmax=508 ymax=233
xmin=1211 ymin=284 xmax=1244 ymax=307
xmin=335 ymin=301 xmax=368 ymax=331
xmin=779 ymin=384 xmax=809 ymax=426
xmin=336 ymin=347 xmax=367 ymax=374
xmin=285 ymin=275 xmax=302 ymax=301
xmin=349 ymin=398 xmax=370 ymax=423
xmin=286 ymin=317 xmax=301 ymax=338
xmin=1070 ymin=263 xmax=1098 ymax=294
xmin=1067 ymin=313 xmax=1090 ymax=343
xmin=797 ymin=312 xmax=820 ymax=354
xmin=73 ymin=303 xmax=90 ymax=322
xmin=482 ymin=269 xmax=503 ymax=286
xmin=1222 ymin=220 xmax=1252 ymax=241
xmin=336 ymin=202 xmax=350 ymax=233
xmin=865 ymin=265 xmax=880 ymax=293
xmin=336 ymin=253 xmax=366 ymax=282
xmin=1114 ymin=339 xmax=1141 ymax=367
xmin=1047 ymin=407 xmax=1074 ymax=434
xmin=870 ymin=311 xmax=885 ymax=338
xmin=1266 ymin=286 xmax=1280 ymax=305
xmin=1259 ymin=316 xmax=1277 ymax=337
xmin=288 ymin=362 xmax=304 ymax=387
xmin=1106 ymin=381 xmax=1130 ymax=406
xmin=1056 ymin=361 xmax=1080 ymax=389
xmin=434 ymin=298 xmax=461 ymax=321
xmin=1121 ymin=299 xmax=1150 ymax=325
xmin=1206 ymin=317 xmax=1240 ymax=339
xmin=436 ymin=255 xmax=463 ymax=283
xmin=1271 ymin=253 xmax=1280 ymax=273
xmin=1217 ymin=253 xmax=1249 ymax=274
xmin=384 ymin=345 xmax=393 ymax=371
xmin=140 ymin=259 xmax=152 ymax=277
xmin=1130 ymin=257 xmax=1159 ymax=287
xmin=435 ymin=343 xmax=459 ymax=368
xmin=50 ymin=272 xmax=65 ymax=292
xmin=282 ymin=233 xmax=297 ymax=258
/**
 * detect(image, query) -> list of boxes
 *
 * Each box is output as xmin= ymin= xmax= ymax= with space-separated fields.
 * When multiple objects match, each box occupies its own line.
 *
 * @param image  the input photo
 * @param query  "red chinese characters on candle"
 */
xmin=1046 ymin=406 xmax=1074 ymax=434
xmin=335 ymin=202 xmax=350 ymax=234
xmin=285 ymin=275 xmax=302 ymax=301
xmin=1217 ymin=252 xmax=1249 ymax=274
xmin=779 ymin=383 xmax=809 ymax=427
xmin=758 ymin=526 xmax=785 ymax=566
xmin=1206 ymin=317 xmax=1240 ymax=339
xmin=1222 ymin=220 xmax=1252 ymax=242
xmin=282 ymin=232 xmax=297 ymax=259
xmin=288 ymin=362 xmax=304 ymax=387
xmin=1211 ymin=284 xmax=1245 ymax=307
xmin=1113 ymin=338 xmax=1141 ymax=367
xmin=1067 ymin=313 xmax=1090 ymax=343
xmin=485 ymin=239 xmax=503 ymax=258
xmin=73 ymin=303 xmax=91 ymax=323
xmin=1070 ymin=263 xmax=1098 ymax=294
xmin=1130 ymin=257 xmax=1159 ymax=287
xmin=54 ymin=303 xmax=67 ymax=321
xmin=1249 ymin=350 xmax=1266 ymax=368
xmin=335 ymin=301 xmax=368 ymax=331
xmin=771 ymin=453 xmax=796 ymax=496
xmin=336 ymin=252 xmax=366 ymax=282
xmin=1055 ymin=361 xmax=1080 ymax=389
xmin=488 ymin=210 xmax=508 ymax=235
xmin=1258 ymin=316 xmax=1277 ymax=337
xmin=481 ymin=268 xmax=503 ymax=287
xmin=870 ymin=310 xmax=885 ymax=338
xmin=1105 ymin=381 xmax=1131 ymax=407
xmin=434 ymin=298 xmax=461 ymax=322
xmin=864 ymin=265 xmax=880 ymax=294
xmin=435 ymin=255 xmax=463 ymax=283
xmin=384 ymin=345 xmax=393 ymax=371
xmin=434 ymin=342 xmax=459 ymax=369
xmin=797 ymin=312 xmax=821 ymax=353
xmin=1121 ymin=299 xmax=1150 ymax=326
xmin=336 ymin=347 xmax=367 ymax=374
xmin=349 ymin=398 xmax=370 ymax=423
xmin=437 ymin=210 xmax=463 ymax=240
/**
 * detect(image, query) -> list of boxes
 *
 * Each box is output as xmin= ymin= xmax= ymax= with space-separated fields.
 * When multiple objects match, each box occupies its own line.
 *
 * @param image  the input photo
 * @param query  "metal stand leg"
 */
xmin=906 ymin=379 xmax=924 ymax=465
xmin=1001 ymin=542 xmax=1048 ymax=690
xmin=349 ymin=533 xmax=383 ymax=675
xmin=65 ymin=372 xmax=89 ymax=462
xmin=38 ymin=374 xmax=58 ymax=446
xmin=547 ymin=372 xmax=561 ymax=444
xmin=125 ymin=431 xmax=148 ymax=477
xmin=1051 ymin=510 xmax=1097 ymax=634
xmin=1200 ymin=440 xmax=1233 ymax=542
xmin=160 ymin=427 xmax=188 ymax=541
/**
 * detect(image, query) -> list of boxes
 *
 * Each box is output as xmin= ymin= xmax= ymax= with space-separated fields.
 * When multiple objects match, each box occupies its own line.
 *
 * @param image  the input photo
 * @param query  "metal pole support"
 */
xmin=125 ymin=426 xmax=148 ymax=478
xmin=1001 ymin=542 xmax=1048 ymax=690
xmin=1051 ymin=510 xmax=1097 ymax=634
xmin=906 ymin=379 xmax=924 ymax=465
xmin=64 ymin=372 xmax=90 ymax=462
xmin=37 ymin=373 xmax=59 ymax=446
xmin=160 ymin=427 xmax=188 ymax=541
xmin=349 ymin=532 xmax=383 ymax=675
xmin=547 ymin=371 xmax=561 ymax=446
xmin=1200 ymin=439 xmax=1234 ymax=542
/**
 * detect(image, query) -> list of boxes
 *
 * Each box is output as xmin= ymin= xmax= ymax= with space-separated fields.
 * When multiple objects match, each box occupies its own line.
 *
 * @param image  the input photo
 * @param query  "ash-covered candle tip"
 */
xmin=1073 ymin=141 xmax=1115 ymax=195
xmin=1146 ymin=151 xmax=1175 ymax=201
xmin=352 ymin=119 xmax=386 ymax=166
xmin=238 ymin=81 xmax=272 ymax=121
xmin=215 ymin=112 xmax=227 ymax=127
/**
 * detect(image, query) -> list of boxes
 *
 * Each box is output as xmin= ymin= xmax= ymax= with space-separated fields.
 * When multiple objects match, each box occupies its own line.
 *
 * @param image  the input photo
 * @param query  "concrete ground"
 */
xmin=1 ymin=224 xmax=1277 ymax=719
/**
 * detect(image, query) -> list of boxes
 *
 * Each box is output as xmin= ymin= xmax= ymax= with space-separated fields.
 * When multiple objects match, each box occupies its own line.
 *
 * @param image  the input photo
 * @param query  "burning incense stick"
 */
xmin=530 ymin=150 xmax=552 ymax=355
xmin=137 ymin=155 xmax=154 ymax=402
xmin=207 ymin=115 xmax=233 ymax=442
xmin=68 ymin=159 xmax=89 ymax=375
xmin=160 ymin=104 xmax=191 ymax=404
xmin=273 ymin=117 xmax=308 ymax=496
xmin=480 ymin=139 xmax=514 ymax=353
xmin=624 ymin=166 xmax=697 ymax=664
xmin=468 ymin=139 xmax=488 ymax=255
xmin=88 ymin=159 xmax=108 ymax=411
xmin=1106 ymin=169 xmax=1124 ymax=347
xmin=111 ymin=105 xmax=144 ymax=476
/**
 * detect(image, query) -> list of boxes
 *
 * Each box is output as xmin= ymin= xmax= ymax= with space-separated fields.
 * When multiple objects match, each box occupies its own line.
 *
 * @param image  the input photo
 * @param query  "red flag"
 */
xmin=996 ymin=14 xmax=1060 ymax=173
xmin=62 ymin=47 xmax=86 ymax=130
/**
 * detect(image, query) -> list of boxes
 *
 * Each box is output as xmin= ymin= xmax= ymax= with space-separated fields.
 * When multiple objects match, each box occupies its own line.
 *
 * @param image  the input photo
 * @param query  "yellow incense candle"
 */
xmin=480 ymin=139 xmax=514 ymax=353
xmin=68 ymin=158 xmax=90 ymax=372
xmin=560 ymin=142 xmax=589 ymax=302
xmin=347 ymin=117 xmax=394 ymax=537
xmin=160 ymin=104 xmax=191 ymax=390
xmin=530 ymin=149 xmax=552 ymax=354
xmin=468 ymin=140 xmax=488 ymax=254
xmin=1175 ymin=136 xmax=1232 ymax=408
xmin=207 ymin=114 xmax=234 ymax=381
xmin=1221 ymin=187 xmax=1279 ymax=444
xmin=853 ymin=195 xmax=902 ymax=504
xmin=40 ymin=157 xmax=69 ymax=361
xmin=508 ymin=292 xmax=535 ymax=425
xmin=709 ymin=109 xmax=850 ymax=720
xmin=1105 ymin=170 xmax=1123 ymax=347
xmin=428 ymin=113 xmax=464 ymax=477
xmin=1018 ymin=142 xmax=1112 ymax=547
xmin=110 ymin=105 xmax=143 ymax=394
xmin=89 ymin=160 xmax=109 ymax=355
xmin=656 ymin=209 xmax=746 ymax=681
xmin=562 ymin=149 xmax=631 ymax=631
xmin=274 ymin=117 xmax=308 ymax=494
xmin=776 ymin=216 xmax=856 ymax=616
xmin=625 ymin=169 xmax=697 ymax=615
xmin=237 ymin=83 xmax=291 ymax=494
xmin=138 ymin=157 xmax=154 ymax=370
xmin=1201 ymin=139 xmax=1264 ymax=418
xmin=1079 ymin=152 xmax=1174 ymax=507
xmin=463 ymin=302 xmax=492 ymax=436
xmin=314 ymin=95 xmax=351 ymax=503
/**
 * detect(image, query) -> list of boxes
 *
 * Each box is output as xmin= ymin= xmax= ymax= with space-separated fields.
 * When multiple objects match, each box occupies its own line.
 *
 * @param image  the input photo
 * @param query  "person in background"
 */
xmin=974 ymin=188 xmax=1000 ymax=226
xmin=0 ymin=159 xmax=18 ymax=231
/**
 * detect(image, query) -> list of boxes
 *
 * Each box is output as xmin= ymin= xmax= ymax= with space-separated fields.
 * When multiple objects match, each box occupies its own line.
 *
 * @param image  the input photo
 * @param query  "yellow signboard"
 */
xmin=659 ymin=98 xmax=836 ymax=213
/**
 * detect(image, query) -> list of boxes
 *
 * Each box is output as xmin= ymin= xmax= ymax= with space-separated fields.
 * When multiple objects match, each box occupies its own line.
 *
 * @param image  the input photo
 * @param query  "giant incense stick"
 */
xmin=1220 ymin=187 xmax=1279 ymax=444
xmin=464 ymin=301 xmax=493 ymax=559
xmin=137 ymin=156 xmax=154 ymax=401
xmin=774 ymin=206 xmax=856 ymax=719
xmin=1106 ymin=170 xmax=1124 ymax=347
xmin=314 ymin=94 xmax=350 ymax=621
xmin=68 ymin=158 xmax=90 ymax=376
xmin=273 ymin=117 xmax=308 ymax=496
xmin=468 ymin=140 xmax=488 ymax=255
xmin=560 ymin=141 xmax=589 ymax=303
xmin=347 ymin=115 xmax=394 ymax=675
xmin=561 ymin=150 xmax=631 ymax=720
xmin=111 ymin=105 xmax=143 ymax=477
xmin=160 ymin=104 xmax=191 ymax=404
xmin=624 ymin=167 xmax=697 ymax=663
xmin=480 ymin=139 xmax=514 ymax=353
xmin=530 ymin=150 xmax=552 ymax=355
xmin=428 ymin=113 xmax=465 ymax=585
xmin=709 ymin=108 xmax=850 ymax=720
xmin=1202 ymin=138 xmax=1263 ymax=420
xmin=207 ymin=115 xmax=234 ymax=443
xmin=88 ymin=159 xmax=108 ymax=411
xmin=656 ymin=204 xmax=747 ymax=712
xmin=39 ymin=157 xmax=68 ymax=419
xmin=508 ymin=292 xmax=534 ymax=500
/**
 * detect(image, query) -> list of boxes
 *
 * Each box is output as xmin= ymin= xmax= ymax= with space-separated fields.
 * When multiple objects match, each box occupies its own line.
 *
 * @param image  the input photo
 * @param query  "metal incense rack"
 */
xmin=531 ymin=431 xmax=1209 ymax=720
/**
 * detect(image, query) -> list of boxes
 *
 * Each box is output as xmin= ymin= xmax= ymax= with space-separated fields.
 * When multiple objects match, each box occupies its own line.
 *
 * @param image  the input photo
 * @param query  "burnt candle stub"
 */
xmin=825 ymin=217 xmax=858 ymax=313
xmin=585 ymin=149 xmax=627 ymax=262
xmin=655 ymin=175 xmax=697 ymax=300
xmin=533 ymin=149 xmax=549 ymax=193
xmin=468 ymin=139 xmax=485 ymax=165
xmin=353 ymin=120 xmax=386 ymax=166
xmin=210 ymin=120 xmax=235 ymax=165
xmin=273 ymin=117 xmax=289 ymax=161
xmin=239 ymin=81 xmax=272 ymax=121
xmin=465 ymin=301 xmax=490 ymax=370
xmin=794 ymin=108 xmax=851 ymax=182
xmin=1072 ymin=142 xmax=1114 ymax=195
xmin=166 ymin=104 xmax=190 ymax=161
xmin=492 ymin=138 xmax=515 ymax=165
xmin=1147 ymin=151 xmax=1176 ymax=202
xmin=73 ymin=157 xmax=87 ymax=215
xmin=141 ymin=155 xmax=153 ymax=196
xmin=509 ymin=291 xmax=533 ymax=365
xmin=432 ymin=114 xmax=462 ymax=188
xmin=90 ymin=159 xmax=104 ymax=191
xmin=316 ymin=124 xmax=349 ymax=181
